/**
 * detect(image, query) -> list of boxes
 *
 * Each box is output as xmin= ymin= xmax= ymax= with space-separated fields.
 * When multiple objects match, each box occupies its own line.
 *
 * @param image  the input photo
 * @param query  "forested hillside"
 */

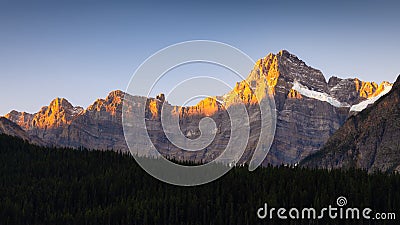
xmin=0 ymin=134 xmax=399 ymax=225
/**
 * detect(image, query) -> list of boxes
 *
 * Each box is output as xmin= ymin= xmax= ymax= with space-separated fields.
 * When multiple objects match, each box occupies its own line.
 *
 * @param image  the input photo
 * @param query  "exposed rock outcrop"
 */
xmin=4 ymin=50 xmax=393 ymax=166
xmin=0 ymin=117 xmax=45 ymax=146
xmin=301 ymin=75 xmax=400 ymax=172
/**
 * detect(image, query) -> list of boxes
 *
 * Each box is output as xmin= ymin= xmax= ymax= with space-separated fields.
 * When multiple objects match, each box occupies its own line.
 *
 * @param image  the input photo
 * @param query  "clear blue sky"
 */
xmin=0 ymin=0 xmax=399 ymax=115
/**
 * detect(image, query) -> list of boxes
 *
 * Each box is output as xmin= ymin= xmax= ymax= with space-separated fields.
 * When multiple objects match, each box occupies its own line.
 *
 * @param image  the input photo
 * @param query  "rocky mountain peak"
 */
xmin=353 ymin=78 xmax=379 ymax=98
xmin=29 ymin=98 xmax=82 ymax=129
xmin=372 ymin=81 xmax=392 ymax=98
xmin=278 ymin=49 xmax=290 ymax=56
xmin=278 ymin=49 xmax=302 ymax=62
xmin=249 ymin=50 xmax=328 ymax=97
xmin=106 ymin=90 xmax=125 ymax=101
xmin=5 ymin=98 xmax=84 ymax=132
xmin=87 ymin=90 xmax=125 ymax=116
xmin=3 ymin=50 xmax=395 ymax=168
xmin=49 ymin=98 xmax=73 ymax=111
xmin=327 ymin=76 xmax=343 ymax=89
xmin=5 ymin=110 xmax=34 ymax=130
xmin=328 ymin=77 xmax=393 ymax=107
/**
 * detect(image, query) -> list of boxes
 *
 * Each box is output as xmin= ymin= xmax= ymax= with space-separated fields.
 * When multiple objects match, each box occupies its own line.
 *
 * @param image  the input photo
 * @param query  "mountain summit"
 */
xmin=3 ymin=50 xmax=394 ymax=166
xmin=6 ymin=98 xmax=83 ymax=130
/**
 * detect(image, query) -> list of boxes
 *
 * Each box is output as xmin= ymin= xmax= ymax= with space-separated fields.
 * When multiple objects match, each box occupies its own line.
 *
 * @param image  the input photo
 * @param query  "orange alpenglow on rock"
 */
xmin=233 ymin=81 xmax=258 ymax=104
xmin=146 ymin=93 xmax=166 ymax=119
xmin=173 ymin=97 xmax=223 ymax=117
xmin=266 ymin=55 xmax=280 ymax=95
xmin=287 ymin=89 xmax=302 ymax=99
xmin=87 ymin=90 xmax=124 ymax=116
xmin=104 ymin=90 xmax=124 ymax=116
xmin=354 ymin=78 xmax=392 ymax=99
xmin=194 ymin=97 xmax=222 ymax=116
xmin=354 ymin=78 xmax=378 ymax=98
xmin=31 ymin=98 xmax=74 ymax=129
xmin=148 ymin=99 xmax=160 ymax=118
xmin=371 ymin=81 xmax=392 ymax=98
xmin=255 ymin=53 xmax=280 ymax=96
xmin=146 ymin=94 xmax=223 ymax=119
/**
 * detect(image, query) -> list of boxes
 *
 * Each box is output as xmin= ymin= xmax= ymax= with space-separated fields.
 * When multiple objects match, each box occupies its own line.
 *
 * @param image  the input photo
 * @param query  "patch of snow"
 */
xmin=350 ymin=84 xmax=393 ymax=112
xmin=71 ymin=107 xmax=84 ymax=115
xmin=292 ymin=81 xmax=350 ymax=107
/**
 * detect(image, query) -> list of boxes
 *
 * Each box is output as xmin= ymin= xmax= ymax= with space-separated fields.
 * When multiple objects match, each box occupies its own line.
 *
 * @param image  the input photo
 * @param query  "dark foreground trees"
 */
xmin=0 ymin=134 xmax=399 ymax=225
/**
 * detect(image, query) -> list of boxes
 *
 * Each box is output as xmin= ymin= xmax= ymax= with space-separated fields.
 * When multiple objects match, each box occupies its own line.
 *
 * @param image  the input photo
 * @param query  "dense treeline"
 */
xmin=0 ymin=134 xmax=399 ymax=225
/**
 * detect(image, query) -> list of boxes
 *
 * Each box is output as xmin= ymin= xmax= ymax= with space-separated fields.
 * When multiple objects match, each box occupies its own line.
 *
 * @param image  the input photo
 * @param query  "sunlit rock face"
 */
xmin=5 ymin=97 xmax=84 ymax=144
xmin=5 ymin=111 xmax=34 ymax=130
xmin=4 ymin=50 xmax=393 ymax=166
xmin=248 ymin=50 xmax=344 ymax=165
xmin=302 ymin=75 xmax=400 ymax=173
xmin=328 ymin=77 xmax=391 ymax=105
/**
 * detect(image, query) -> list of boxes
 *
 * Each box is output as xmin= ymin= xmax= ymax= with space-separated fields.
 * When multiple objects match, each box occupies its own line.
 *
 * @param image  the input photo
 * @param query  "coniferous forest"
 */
xmin=0 ymin=134 xmax=399 ymax=225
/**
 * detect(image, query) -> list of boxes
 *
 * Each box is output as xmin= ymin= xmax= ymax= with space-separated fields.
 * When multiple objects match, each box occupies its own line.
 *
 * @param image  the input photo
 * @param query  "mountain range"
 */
xmin=1 ymin=50 xmax=397 ymax=170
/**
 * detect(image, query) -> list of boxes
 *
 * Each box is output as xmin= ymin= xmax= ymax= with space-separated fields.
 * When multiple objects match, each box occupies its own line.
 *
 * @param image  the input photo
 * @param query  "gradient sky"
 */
xmin=0 ymin=0 xmax=399 ymax=115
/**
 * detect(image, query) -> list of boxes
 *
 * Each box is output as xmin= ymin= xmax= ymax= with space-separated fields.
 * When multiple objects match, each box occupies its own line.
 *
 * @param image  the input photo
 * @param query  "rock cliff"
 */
xmin=301 ymin=75 xmax=400 ymax=172
xmin=4 ymin=50 xmax=393 ymax=166
xmin=0 ymin=117 xmax=45 ymax=146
